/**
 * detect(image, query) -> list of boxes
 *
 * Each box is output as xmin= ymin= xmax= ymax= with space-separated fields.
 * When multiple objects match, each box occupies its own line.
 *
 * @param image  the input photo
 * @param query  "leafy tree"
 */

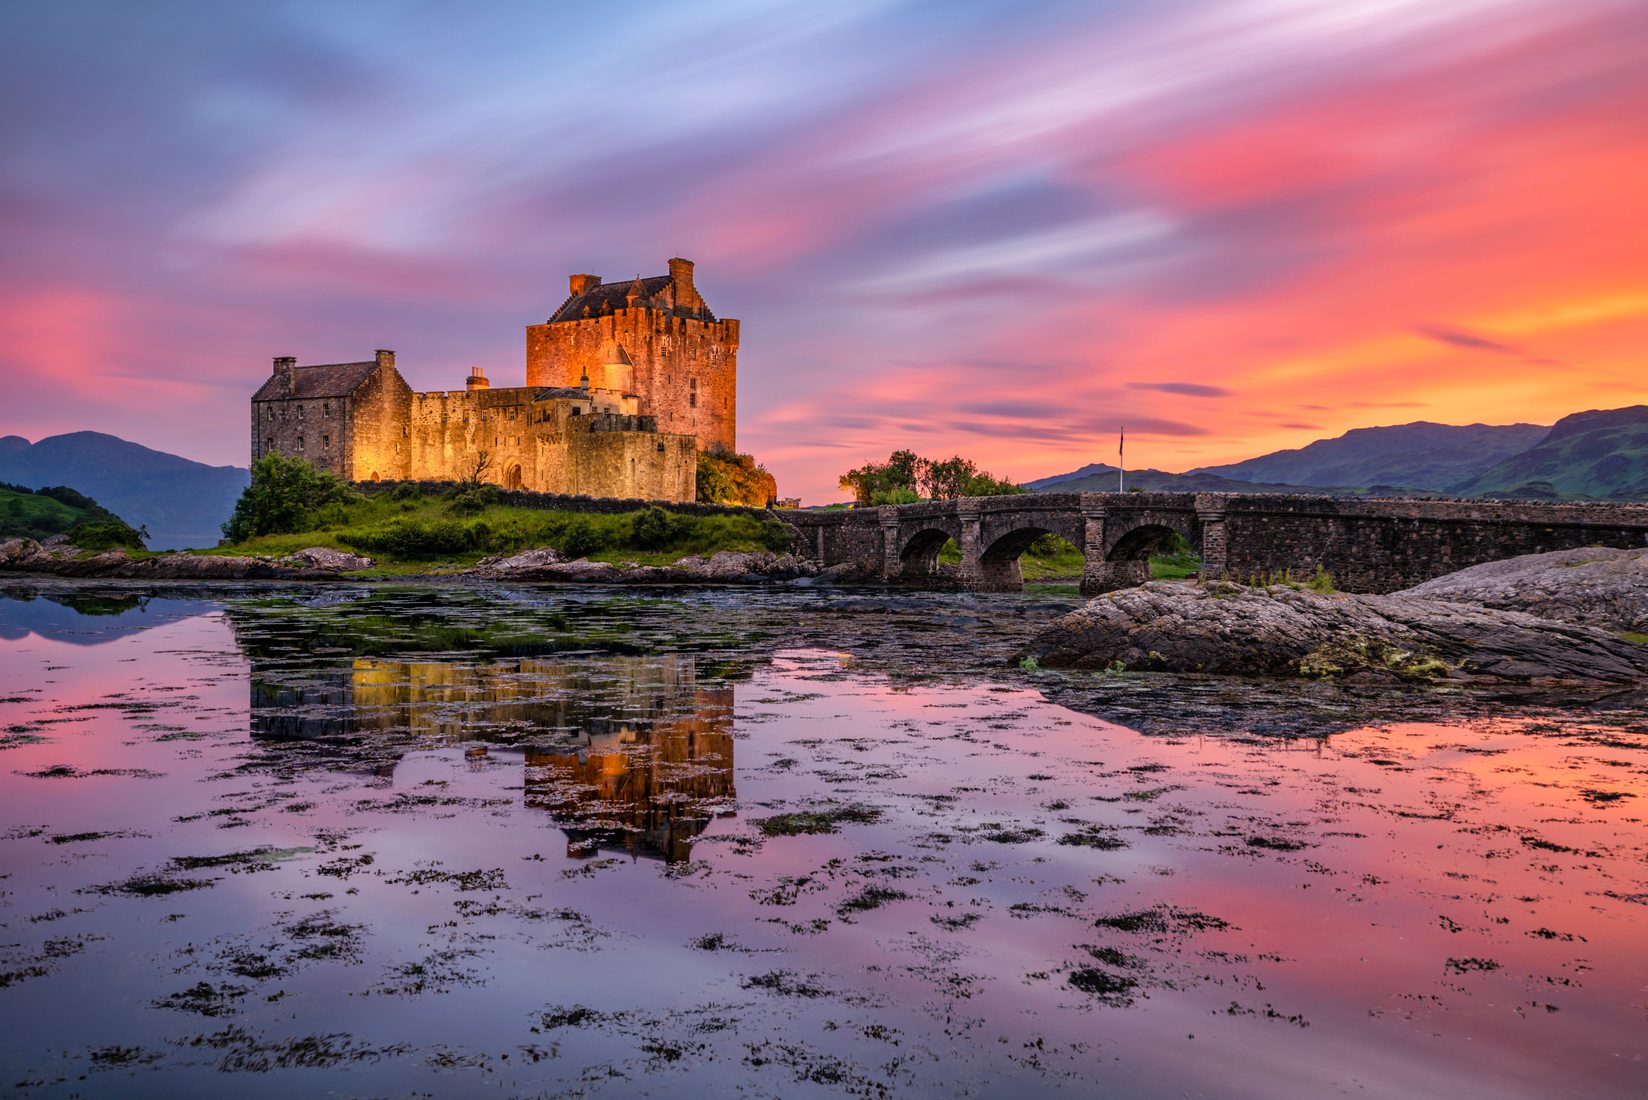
xmin=964 ymin=471 xmax=1028 ymax=497
xmin=840 ymin=451 xmax=1023 ymax=503
xmin=697 ymin=450 xmax=778 ymax=507
xmin=222 ymin=452 xmax=355 ymax=542
xmin=839 ymin=449 xmax=921 ymax=504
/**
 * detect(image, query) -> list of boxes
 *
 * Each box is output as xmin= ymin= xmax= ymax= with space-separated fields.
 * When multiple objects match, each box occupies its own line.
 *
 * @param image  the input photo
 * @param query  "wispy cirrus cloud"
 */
xmin=0 ymin=0 xmax=1643 ymax=501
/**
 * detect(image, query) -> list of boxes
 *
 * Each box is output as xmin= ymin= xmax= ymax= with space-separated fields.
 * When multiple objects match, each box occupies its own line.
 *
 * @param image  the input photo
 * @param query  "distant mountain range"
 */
xmin=6 ymin=405 xmax=1646 ymax=543
xmin=1030 ymin=405 xmax=1648 ymax=501
xmin=0 ymin=432 xmax=248 ymax=549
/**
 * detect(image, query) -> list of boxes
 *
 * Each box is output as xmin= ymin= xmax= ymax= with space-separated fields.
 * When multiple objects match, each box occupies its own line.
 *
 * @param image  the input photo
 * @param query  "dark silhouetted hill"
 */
xmin=0 ymin=432 xmax=248 ymax=549
xmin=1025 ymin=464 xmax=1343 ymax=495
xmin=1191 ymin=422 xmax=1548 ymax=491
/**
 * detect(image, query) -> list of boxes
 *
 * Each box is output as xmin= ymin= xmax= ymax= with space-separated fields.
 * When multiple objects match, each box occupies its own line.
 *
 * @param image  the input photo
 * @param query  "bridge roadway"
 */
xmin=782 ymin=492 xmax=1648 ymax=595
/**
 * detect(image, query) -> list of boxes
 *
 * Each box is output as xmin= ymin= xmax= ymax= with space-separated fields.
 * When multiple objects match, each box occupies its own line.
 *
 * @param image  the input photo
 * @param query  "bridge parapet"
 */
xmin=783 ymin=493 xmax=1648 ymax=595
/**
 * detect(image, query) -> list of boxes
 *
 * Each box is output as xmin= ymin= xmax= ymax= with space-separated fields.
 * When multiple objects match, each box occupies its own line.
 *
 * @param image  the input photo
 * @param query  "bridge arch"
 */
xmin=1089 ymin=515 xmax=1203 ymax=591
xmin=969 ymin=525 xmax=1076 ymax=590
xmin=896 ymin=526 xmax=957 ymax=580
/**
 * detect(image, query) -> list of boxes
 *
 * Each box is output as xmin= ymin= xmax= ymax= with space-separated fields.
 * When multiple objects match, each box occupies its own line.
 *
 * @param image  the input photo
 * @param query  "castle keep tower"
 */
xmin=525 ymin=258 xmax=739 ymax=454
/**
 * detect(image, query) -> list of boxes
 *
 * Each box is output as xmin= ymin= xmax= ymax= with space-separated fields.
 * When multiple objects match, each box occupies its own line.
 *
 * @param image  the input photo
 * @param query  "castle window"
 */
xmin=689 ymin=378 xmax=697 ymax=408
xmin=298 ymin=406 xmax=305 ymax=420
xmin=322 ymin=434 xmax=330 ymax=449
xmin=323 ymin=402 xmax=330 ymax=416
xmin=297 ymin=437 xmax=305 ymax=451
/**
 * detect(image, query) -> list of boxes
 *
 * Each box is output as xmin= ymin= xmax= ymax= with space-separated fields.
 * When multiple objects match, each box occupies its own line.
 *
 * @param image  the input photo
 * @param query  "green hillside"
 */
xmin=1454 ymin=406 xmax=1648 ymax=499
xmin=0 ymin=483 xmax=147 ymax=549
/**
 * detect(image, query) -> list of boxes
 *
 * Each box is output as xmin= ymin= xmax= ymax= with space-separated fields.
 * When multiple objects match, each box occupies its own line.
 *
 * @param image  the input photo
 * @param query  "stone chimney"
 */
xmin=273 ymin=356 xmax=296 ymax=397
xmin=569 ymin=273 xmax=601 ymax=296
xmin=466 ymin=366 xmax=489 ymax=391
xmin=668 ymin=257 xmax=695 ymax=304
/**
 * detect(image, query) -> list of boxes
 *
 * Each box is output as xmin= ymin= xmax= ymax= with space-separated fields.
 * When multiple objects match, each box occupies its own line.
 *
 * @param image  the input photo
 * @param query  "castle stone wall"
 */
xmin=525 ymin=309 xmax=738 ymax=454
xmin=252 ymin=395 xmax=353 ymax=478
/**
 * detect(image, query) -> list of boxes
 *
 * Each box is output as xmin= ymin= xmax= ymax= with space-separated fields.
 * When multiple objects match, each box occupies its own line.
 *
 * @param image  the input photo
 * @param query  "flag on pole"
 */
xmin=1118 ymin=426 xmax=1125 ymax=493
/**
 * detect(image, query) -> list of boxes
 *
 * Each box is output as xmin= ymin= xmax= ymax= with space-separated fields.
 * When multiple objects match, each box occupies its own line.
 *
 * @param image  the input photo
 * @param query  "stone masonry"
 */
xmin=526 ymin=259 xmax=738 ymax=454
xmin=250 ymin=259 xmax=734 ymax=502
xmin=784 ymin=492 xmax=1648 ymax=595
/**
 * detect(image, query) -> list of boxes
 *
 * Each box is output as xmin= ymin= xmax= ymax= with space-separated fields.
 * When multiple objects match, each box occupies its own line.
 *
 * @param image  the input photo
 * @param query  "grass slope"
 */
xmin=212 ymin=489 xmax=791 ymax=573
xmin=0 ymin=486 xmax=86 ymax=539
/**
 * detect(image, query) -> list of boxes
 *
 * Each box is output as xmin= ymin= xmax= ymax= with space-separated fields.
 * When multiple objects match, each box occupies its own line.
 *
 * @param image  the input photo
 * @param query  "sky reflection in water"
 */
xmin=0 ymin=588 xmax=1644 ymax=1097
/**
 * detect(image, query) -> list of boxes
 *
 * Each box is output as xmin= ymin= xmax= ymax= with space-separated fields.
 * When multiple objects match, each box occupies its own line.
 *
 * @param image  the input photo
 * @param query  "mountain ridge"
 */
xmin=0 ymin=432 xmax=249 ymax=549
xmin=1028 ymin=406 xmax=1648 ymax=502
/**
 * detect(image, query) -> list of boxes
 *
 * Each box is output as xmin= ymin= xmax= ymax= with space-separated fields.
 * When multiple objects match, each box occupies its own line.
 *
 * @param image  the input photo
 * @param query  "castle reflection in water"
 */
xmin=250 ymin=654 xmax=735 ymax=863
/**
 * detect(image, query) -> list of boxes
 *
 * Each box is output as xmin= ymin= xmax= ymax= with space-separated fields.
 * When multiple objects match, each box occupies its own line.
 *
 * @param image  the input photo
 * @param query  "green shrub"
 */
xmin=559 ymin=517 xmax=603 ymax=558
xmin=1306 ymin=564 xmax=1336 ymax=593
xmin=390 ymin=482 xmax=422 ymax=501
xmin=448 ymin=483 xmax=502 ymax=514
xmin=223 ymin=452 xmax=355 ymax=542
xmin=631 ymin=506 xmax=685 ymax=548
xmin=67 ymin=517 xmax=146 ymax=551
xmin=339 ymin=518 xmax=492 ymax=558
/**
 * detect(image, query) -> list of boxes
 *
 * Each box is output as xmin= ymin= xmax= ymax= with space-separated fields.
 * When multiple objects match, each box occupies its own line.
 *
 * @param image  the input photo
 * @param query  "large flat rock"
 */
xmin=1023 ymin=581 xmax=1648 ymax=684
xmin=1400 ymin=546 xmax=1648 ymax=633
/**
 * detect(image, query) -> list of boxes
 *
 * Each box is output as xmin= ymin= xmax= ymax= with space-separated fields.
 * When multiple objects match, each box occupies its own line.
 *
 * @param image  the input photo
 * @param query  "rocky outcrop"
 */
xmin=0 ymin=539 xmax=373 ymax=580
xmin=1022 ymin=581 xmax=1648 ymax=684
xmin=1400 ymin=546 xmax=1647 ymax=633
xmin=471 ymin=549 xmax=822 ymax=584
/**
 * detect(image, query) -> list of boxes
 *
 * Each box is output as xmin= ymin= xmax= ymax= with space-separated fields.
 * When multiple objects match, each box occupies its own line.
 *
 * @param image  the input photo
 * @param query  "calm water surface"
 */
xmin=0 ymin=585 xmax=1644 ymax=1098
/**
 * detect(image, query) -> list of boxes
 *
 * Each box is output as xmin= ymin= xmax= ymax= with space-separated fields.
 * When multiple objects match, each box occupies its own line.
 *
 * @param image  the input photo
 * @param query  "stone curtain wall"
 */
xmin=525 ymin=310 xmax=739 ymax=454
xmin=565 ymin=423 xmax=697 ymax=502
xmin=347 ymin=365 xmax=413 ymax=482
xmin=786 ymin=493 xmax=1648 ymax=594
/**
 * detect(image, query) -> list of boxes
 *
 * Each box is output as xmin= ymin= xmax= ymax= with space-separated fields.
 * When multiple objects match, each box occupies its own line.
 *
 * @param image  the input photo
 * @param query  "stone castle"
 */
xmin=251 ymin=258 xmax=738 ymax=502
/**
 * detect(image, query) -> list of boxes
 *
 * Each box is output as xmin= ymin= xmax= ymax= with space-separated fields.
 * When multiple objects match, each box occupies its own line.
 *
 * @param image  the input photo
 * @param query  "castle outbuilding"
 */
xmin=250 ymin=258 xmax=739 ymax=503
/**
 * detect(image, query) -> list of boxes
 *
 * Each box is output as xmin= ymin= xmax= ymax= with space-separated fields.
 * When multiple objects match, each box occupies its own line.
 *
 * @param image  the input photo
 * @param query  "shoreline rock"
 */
xmin=1 ymin=538 xmax=851 ymax=586
xmin=0 ymin=538 xmax=373 ymax=580
xmin=1021 ymin=580 xmax=1648 ymax=684
xmin=1400 ymin=546 xmax=1647 ymax=633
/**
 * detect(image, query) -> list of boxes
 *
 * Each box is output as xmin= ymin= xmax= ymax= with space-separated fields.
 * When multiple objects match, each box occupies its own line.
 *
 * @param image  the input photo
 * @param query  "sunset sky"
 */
xmin=2 ymin=0 xmax=1644 ymax=503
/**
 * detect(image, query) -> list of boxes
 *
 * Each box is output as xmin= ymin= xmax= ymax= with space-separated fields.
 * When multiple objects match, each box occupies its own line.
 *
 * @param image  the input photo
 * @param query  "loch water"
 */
xmin=0 ymin=584 xmax=1644 ymax=1098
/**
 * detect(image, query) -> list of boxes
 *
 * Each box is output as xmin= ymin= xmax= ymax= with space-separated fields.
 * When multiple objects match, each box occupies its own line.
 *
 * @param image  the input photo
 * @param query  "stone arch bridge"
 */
xmin=783 ymin=492 xmax=1648 ymax=595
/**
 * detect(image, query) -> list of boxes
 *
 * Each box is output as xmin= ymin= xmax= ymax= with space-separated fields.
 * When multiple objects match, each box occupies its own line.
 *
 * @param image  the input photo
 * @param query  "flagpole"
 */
xmin=1118 ymin=426 xmax=1125 ymax=493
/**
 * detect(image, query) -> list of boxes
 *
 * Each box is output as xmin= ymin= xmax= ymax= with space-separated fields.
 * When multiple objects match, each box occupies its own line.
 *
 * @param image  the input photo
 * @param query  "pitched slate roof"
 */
xmin=253 ymin=362 xmax=377 ymax=402
xmin=546 ymin=275 xmax=716 ymax=324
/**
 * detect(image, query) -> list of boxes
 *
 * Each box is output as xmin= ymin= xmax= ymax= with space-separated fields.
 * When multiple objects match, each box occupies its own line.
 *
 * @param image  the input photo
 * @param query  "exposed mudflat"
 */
xmin=1 ymin=583 xmax=1645 ymax=1097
